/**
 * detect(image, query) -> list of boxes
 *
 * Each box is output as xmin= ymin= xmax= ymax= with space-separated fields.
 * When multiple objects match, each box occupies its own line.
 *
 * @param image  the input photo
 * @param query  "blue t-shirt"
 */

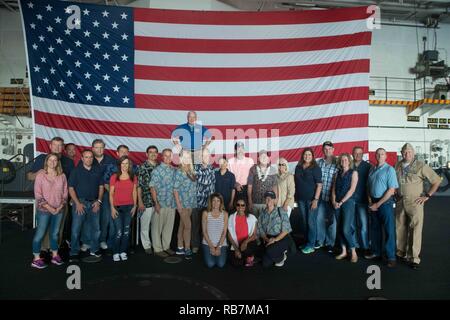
xmin=93 ymin=154 xmax=116 ymax=178
xmin=353 ymin=160 xmax=371 ymax=203
xmin=68 ymin=164 xmax=103 ymax=200
xmin=294 ymin=165 xmax=322 ymax=202
xmin=368 ymin=163 xmax=399 ymax=198
xmin=171 ymin=122 xmax=211 ymax=151
xmin=215 ymin=169 xmax=236 ymax=207
xmin=31 ymin=153 xmax=74 ymax=178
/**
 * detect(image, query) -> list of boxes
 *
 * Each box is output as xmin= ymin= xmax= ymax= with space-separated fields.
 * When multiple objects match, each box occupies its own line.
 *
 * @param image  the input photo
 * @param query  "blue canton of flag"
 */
xmin=21 ymin=0 xmax=134 ymax=108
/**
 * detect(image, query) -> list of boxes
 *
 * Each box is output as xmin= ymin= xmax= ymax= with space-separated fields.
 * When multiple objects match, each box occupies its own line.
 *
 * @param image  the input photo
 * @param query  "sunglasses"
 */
xmin=236 ymin=203 xmax=246 ymax=207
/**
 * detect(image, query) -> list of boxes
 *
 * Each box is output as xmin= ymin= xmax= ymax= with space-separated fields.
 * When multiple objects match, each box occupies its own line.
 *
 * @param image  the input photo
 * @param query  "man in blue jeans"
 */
xmin=351 ymin=146 xmax=372 ymax=256
xmin=366 ymin=148 xmax=399 ymax=268
xmin=68 ymin=150 xmax=104 ymax=263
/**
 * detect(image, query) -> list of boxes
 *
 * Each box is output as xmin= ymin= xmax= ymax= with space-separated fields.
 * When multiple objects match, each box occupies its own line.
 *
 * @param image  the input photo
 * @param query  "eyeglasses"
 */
xmin=236 ymin=204 xmax=246 ymax=207
xmin=278 ymin=163 xmax=287 ymax=167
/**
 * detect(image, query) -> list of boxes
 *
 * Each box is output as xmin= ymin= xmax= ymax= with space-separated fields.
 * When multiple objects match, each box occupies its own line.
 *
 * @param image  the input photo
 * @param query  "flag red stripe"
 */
xmin=133 ymin=7 xmax=371 ymax=25
xmin=135 ymin=87 xmax=369 ymax=111
xmin=36 ymin=138 xmax=369 ymax=165
xmin=34 ymin=110 xmax=368 ymax=139
xmin=134 ymin=59 xmax=369 ymax=82
xmin=134 ymin=32 xmax=371 ymax=54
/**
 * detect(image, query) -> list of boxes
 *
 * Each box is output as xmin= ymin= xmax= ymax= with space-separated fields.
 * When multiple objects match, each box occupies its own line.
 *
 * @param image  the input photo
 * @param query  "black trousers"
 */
xmin=262 ymin=236 xmax=290 ymax=267
xmin=229 ymin=240 xmax=258 ymax=267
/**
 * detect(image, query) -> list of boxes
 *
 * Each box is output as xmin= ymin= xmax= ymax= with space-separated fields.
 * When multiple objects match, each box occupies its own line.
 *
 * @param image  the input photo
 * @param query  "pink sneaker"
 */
xmin=31 ymin=258 xmax=47 ymax=269
xmin=51 ymin=255 xmax=64 ymax=266
xmin=245 ymin=256 xmax=254 ymax=267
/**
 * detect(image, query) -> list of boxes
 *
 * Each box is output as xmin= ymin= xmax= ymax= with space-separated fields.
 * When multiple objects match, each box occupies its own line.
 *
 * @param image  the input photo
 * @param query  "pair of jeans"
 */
xmin=99 ymin=191 xmax=114 ymax=247
xmin=354 ymin=202 xmax=369 ymax=249
xmin=336 ymin=199 xmax=356 ymax=250
xmin=202 ymin=244 xmax=227 ymax=268
xmin=70 ymin=200 xmax=101 ymax=256
xmin=112 ymin=205 xmax=133 ymax=255
xmin=370 ymin=199 xmax=396 ymax=261
xmin=316 ymin=200 xmax=337 ymax=247
xmin=32 ymin=210 xmax=63 ymax=254
xmin=297 ymin=200 xmax=318 ymax=248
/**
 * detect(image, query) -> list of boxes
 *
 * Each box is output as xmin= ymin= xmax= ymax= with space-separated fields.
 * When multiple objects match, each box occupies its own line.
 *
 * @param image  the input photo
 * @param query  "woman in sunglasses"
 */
xmin=227 ymin=198 xmax=258 ymax=267
xmin=276 ymin=158 xmax=295 ymax=218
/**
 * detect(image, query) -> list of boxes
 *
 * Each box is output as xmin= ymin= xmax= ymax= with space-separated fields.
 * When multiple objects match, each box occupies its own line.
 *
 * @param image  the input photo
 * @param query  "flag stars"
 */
xmin=64 ymin=29 xmax=71 ymax=36
xmin=122 ymin=75 xmax=129 ymax=83
xmin=47 ymin=26 xmax=53 ymax=33
xmin=55 ymin=17 xmax=62 ymax=24
xmin=38 ymin=35 xmax=45 ymax=42
xmin=103 ymin=52 xmax=110 ymax=60
xmin=93 ymin=42 xmax=101 ymax=49
xmin=36 ymin=14 xmax=42 ymax=20
xmin=27 ymin=2 xmax=34 ymax=9
xmin=75 ymin=40 xmax=82 ymax=47
xmin=83 ymin=9 xmax=90 ymax=16
xmin=46 ymin=4 xmax=53 ymax=11
xmin=94 ymin=84 xmax=102 ymax=91
xmin=120 ymin=12 xmax=127 ymax=20
xmin=104 ymin=95 xmax=111 ymax=102
xmin=86 ymin=94 xmax=92 ymax=101
xmin=84 ymin=72 xmax=92 ymax=79
xmin=49 ymin=67 xmax=56 ymax=74
xmin=52 ymin=89 xmax=58 ymax=96
xmin=102 ymin=32 xmax=109 ymax=39
xmin=36 ymin=86 xmax=42 ymax=93
xmin=33 ymin=66 xmax=40 ymax=72
xmin=113 ymin=85 xmax=120 ymax=92
xmin=102 ymin=10 xmax=109 ymax=17
xmin=112 ymin=64 xmax=120 ymax=72
xmin=122 ymin=96 xmax=130 ymax=104
xmin=112 ymin=43 xmax=119 ymax=51
xmin=32 ymin=43 xmax=38 ymax=50
xmin=30 ymin=23 xmax=36 ymax=29
xmin=93 ymin=20 xmax=100 ymax=27
xmin=84 ymin=30 xmax=91 ymax=37
xmin=65 ymin=48 xmax=73 ymax=56
xmin=75 ymin=19 xmax=81 ymax=26
xmin=121 ymin=54 xmax=128 ymax=61
xmin=48 ymin=46 xmax=55 ymax=53
xmin=121 ymin=33 xmax=128 ymax=41
xmin=59 ymin=80 xmax=65 ymax=87
xmin=56 ymin=38 xmax=63 ymax=45
xmin=75 ymin=60 xmax=81 ymax=68
xmin=66 ymin=70 xmax=73 ymax=77
xmin=112 ymin=22 xmax=118 ymax=29
xmin=65 ymin=7 xmax=72 ymax=14
xmin=84 ymin=51 xmax=92 ymax=58
xmin=68 ymin=92 xmax=75 ymax=99
xmin=76 ymin=82 xmax=83 ymax=89
xmin=93 ymin=63 xmax=101 ymax=70
xmin=57 ymin=58 xmax=63 ymax=65
xmin=103 ymin=74 xmax=110 ymax=81
xmin=40 ymin=56 xmax=46 ymax=63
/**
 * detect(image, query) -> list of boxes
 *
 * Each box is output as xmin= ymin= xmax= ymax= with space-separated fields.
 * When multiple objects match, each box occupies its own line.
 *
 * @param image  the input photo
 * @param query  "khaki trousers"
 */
xmin=395 ymin=200 xmax=424 ymax=264
xmin=151 ymin=207 xmax=175 ymax=252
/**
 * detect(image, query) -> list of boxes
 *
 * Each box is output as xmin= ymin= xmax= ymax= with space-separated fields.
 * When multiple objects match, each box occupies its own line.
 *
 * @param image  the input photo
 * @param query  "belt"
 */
xmin=79 ymin=198 xmax=96 ymax=202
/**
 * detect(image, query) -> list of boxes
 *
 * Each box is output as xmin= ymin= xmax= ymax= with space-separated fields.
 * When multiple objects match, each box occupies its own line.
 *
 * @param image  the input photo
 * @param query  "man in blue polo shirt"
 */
xmin=366 ymin=148 xmax=399 ymax=268
xmin=171 ymin=111 xmax=212 ymax=162
xmin=68 ymin=149 xmax=104 ymax=263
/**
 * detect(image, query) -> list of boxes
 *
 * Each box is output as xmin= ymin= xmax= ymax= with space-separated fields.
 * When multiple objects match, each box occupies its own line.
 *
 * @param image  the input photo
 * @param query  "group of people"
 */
xmin=29 ymin=111 xmax=441 ymax=270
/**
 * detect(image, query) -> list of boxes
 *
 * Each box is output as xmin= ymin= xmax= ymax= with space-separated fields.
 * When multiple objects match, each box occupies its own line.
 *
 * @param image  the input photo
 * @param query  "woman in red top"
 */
xmin=109 ymin=156 xmax=137 ymax=262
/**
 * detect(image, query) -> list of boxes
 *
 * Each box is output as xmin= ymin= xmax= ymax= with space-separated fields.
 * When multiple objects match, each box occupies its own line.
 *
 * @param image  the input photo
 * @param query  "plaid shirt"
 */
xmin=137 ymin=161 xmax=158 ymax=208
xmin=194 ymin=164 xmax=216 ymax=208
xmin=317 ymin=158 xmax=338 ymax=202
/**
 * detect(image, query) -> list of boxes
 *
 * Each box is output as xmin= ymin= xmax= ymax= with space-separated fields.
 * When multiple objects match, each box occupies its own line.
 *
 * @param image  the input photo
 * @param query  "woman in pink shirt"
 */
xmin=110 ymin=156 xmax=138 ymax=262
xmin=31 ymin=153 xmax=68 ymax=269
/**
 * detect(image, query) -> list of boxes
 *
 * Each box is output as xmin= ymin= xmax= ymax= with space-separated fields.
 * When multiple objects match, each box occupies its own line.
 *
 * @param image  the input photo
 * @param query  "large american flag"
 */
xmin=20 ymin=0 xmax=372 ymax=166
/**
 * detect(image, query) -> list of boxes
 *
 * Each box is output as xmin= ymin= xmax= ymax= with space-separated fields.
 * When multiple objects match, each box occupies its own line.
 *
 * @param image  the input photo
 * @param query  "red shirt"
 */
xmin=235 ymin=215 xmax=249 ymax=244
xmin=110 ymin=174 xmax=137 ymax=206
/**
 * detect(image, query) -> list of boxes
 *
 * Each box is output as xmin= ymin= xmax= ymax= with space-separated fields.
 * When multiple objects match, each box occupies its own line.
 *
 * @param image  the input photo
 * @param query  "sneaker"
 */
xmin=90 ymin=251 xmax=102 ymax=258
xmin=301 ymin=247 xmax=315 ymax=254
xmin=113 ymin=254 xmax=120 ymax=262
xmin=51 ymin=255 xmax=64 ymax=266
xmin=314 ymin=244 xmax=323 ymax=250
xmin=410 ymin=262 xmax=420 ymax=270
xmin=80 ymin=244 xmax=90 ymax=252
xmin=364 ymin=252 xmax=380 ymax=260
xmin=275 ymin=251 xmax=288 ymax=267
xmin=176 ymin=247 xmax=185 ymax=255
xmin=184 ymin=249 xmax=193 ymax=260
xmin=192 ymin=247 xmax=199 ymax=254
xmin=100 ymin=242 xmax=108 ymax=250
xmin=120 ymin=252 xmax=128 ymax=261
xmin=144 ymin=248 xmax=153 ymax=255
xmin=245 ymin=256 xmax=254 ymax=267
xmin=31 ymin=258 xmax=47 ymax=269
xmin=326 ymin=246 xmax=334 ymax=254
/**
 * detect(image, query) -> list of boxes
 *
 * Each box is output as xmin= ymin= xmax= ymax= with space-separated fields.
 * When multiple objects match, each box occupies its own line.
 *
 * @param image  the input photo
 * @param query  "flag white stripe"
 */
xmin=35 ymin=124 xmax=368 ymax=154
xmin=134 ymin=73 xmax=368 ymax=97
xmin=134 ymin=19 xmax=369 ymax=40
xmin=134 ymin=45 xmax=370 ymax=68
xmin=33 ymin=97 xmax=368 ymax=125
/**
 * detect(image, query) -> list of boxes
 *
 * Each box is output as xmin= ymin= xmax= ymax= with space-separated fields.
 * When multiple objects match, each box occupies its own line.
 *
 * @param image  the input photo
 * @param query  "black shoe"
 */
xmin=410 ymin=262 xmax=420 ymax=270
xmin=386 ymin=260 xmax=397 ymax=268
xmin=69 ymin=255 xmax=79 ymax=263
xmin=364 ymin=251 xmax=381 ymax=260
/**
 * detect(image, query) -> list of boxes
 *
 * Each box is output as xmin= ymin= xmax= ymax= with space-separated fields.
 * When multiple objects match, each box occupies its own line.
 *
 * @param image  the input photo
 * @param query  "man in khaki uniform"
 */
xmin=394 ymin=143 xmax=441 ymax=269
